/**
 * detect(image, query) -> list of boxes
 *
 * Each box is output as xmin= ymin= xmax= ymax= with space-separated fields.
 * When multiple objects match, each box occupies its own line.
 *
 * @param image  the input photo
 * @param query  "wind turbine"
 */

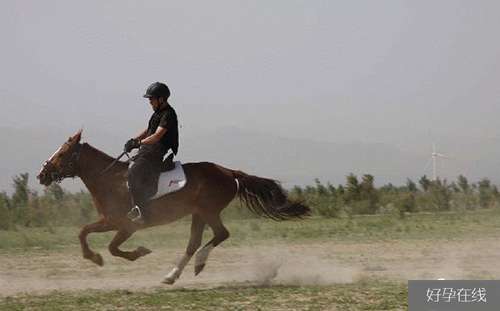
xmin=428 ymin=142 xmax=450 ymax=181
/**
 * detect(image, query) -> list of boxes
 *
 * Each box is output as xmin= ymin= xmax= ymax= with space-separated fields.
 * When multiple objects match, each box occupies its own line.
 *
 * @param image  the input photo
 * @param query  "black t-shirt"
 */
xmin=138 ymin=104 xmax=179 ymax=158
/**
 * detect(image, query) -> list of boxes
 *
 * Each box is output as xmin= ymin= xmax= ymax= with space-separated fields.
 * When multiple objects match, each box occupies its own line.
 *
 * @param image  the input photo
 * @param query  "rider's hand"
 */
xmin=124 ymin=138 xmax=141 ymax=153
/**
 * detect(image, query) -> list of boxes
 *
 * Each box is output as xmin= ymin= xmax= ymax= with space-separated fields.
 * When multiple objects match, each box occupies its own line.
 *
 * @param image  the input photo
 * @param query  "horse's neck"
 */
xmin=77 ymin=143 xmax=127 ymax=191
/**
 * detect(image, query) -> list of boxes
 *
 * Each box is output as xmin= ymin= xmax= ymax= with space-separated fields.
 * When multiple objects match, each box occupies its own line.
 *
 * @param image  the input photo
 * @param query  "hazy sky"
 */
xmin=1 ymin=0 xmax=500 ymax=154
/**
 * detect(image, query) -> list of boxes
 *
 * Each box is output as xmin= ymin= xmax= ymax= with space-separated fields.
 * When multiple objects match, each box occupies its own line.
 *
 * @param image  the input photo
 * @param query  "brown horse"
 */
xmin=37 ymin=130 xmax=310 ymax=284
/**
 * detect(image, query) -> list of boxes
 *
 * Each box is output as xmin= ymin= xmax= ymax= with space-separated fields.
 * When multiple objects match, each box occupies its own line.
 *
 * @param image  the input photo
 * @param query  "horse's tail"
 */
xmin=232 ymin=170 xmax=311 ymax=220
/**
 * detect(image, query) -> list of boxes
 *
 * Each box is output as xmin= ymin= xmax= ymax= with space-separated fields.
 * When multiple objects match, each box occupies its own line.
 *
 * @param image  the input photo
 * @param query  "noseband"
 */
xmin=41 ymin=142 xmax=83 ymax=183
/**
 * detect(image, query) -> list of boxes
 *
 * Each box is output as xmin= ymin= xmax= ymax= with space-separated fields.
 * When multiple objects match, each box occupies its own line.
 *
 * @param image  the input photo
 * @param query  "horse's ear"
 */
xmin=70 ymin=129 xmax=83 ymax=144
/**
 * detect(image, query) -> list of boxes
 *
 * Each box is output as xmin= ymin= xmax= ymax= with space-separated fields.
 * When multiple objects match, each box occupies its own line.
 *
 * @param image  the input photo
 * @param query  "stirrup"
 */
xmin=127 ymin=206 xmax=144 ymax=224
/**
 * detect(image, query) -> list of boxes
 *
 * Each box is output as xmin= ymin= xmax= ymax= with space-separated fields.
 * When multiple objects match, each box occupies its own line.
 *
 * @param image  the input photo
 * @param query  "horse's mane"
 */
xmin=82 ymin=143 xmax=129 ymax=170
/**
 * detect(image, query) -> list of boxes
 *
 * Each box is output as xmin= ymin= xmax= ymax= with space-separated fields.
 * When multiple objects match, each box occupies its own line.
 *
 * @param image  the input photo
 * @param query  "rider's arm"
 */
xmin=136 ymin=129 xmax=148 ymax=140
xmin=140 ymin=126 xmax=167 ymax=145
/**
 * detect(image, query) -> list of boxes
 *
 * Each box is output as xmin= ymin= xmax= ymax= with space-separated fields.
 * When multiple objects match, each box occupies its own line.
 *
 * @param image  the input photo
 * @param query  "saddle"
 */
xmin=127 ymin=153 xmax=183 ymax=200
xmin=160 ymin=153 xmax=175 ymax=172
xmin=152 ymin=159 xmax=187 ymax=199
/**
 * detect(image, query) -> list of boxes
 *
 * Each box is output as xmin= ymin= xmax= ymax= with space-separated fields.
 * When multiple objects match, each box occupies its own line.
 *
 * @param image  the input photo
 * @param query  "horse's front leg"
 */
xmin=108 ymin=230 xmax=152 ymax=261
xmin=78 ymin=219 xmax=114 ymax=266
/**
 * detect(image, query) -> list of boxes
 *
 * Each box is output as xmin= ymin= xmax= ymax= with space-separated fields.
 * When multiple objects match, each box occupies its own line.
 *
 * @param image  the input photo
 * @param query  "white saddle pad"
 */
xmin=152 ymin=161 xmax=187 ymax=199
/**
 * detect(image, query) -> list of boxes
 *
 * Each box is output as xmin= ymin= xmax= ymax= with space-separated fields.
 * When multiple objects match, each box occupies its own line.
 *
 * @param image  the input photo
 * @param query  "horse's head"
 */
xmin=37 ymin=130 xmax=83 ymax=186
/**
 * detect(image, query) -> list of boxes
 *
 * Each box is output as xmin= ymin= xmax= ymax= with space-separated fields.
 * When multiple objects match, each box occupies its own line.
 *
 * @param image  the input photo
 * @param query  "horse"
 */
xmin=36 ymin=130 xmax=310 ymax=284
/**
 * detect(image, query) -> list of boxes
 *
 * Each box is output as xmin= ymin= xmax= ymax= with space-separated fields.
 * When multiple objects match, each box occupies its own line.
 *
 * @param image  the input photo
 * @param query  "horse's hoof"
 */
xmin=162 ymin=267 xmax=180 ymax=285
xmin=194 ymin=264 xmax=205 ymax=276
xmin=136 ymin=246 xmax=152 ymax=257
xmin=162 ymin=276 xmax=176 ymax=285
xmin=92 ymin=253 xmax=104 ymax=266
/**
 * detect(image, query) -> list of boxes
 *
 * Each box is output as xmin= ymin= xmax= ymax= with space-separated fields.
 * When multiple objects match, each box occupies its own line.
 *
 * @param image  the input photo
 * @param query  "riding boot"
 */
xmin=140 ymin=200 xmax=152 ymax=226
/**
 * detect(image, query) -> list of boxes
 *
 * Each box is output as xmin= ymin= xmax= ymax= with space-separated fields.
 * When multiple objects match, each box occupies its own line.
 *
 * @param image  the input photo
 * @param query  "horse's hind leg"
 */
xmin=108 ymin=230 xmax=152 ymax=261
xmin=78 ymin=219 xmax=114 ymax=266
xmin=163 ymin=213 xmax=206 ymax=285
xmin=194 ymin=212 xmax=230 ymax=276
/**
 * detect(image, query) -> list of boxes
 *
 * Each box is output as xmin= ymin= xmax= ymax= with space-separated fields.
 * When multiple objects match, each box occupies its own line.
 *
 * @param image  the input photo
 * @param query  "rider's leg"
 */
xmin=126 ymin=154 xmax=160 ymax=225
xmin=127 ymin=157 xmax=149 ymax=223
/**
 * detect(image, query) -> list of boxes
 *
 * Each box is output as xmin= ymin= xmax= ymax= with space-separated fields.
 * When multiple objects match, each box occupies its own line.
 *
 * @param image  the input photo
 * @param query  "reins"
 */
xmin=93 ymin=151 xmax=131 ymax=178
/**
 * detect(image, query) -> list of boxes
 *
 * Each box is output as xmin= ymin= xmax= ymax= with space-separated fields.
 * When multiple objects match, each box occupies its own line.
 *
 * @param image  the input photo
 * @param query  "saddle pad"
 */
xmin=152 ymin=161 xmax=187 ymax=199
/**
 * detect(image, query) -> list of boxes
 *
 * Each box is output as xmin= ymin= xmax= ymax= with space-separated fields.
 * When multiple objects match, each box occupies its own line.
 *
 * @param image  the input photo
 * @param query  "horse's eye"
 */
xmin=57 ymin=154 xmax=63 ymax=158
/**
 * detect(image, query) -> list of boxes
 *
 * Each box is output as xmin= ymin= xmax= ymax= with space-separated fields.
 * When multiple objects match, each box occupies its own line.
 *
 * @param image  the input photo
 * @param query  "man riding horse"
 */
xmin=37 ymin=129 xmax=309 ymax=284
xmin=124 ymin=82 xmax=179 ymax=225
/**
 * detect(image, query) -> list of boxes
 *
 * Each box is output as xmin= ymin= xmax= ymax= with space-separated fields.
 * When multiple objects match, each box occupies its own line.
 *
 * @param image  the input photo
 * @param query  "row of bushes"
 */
xmin=1 ymin=173 xmax=499 ymax=230
xmin=292 ymin=174 xmax=500 ymax=219
xmin=0 ymin=173 xmax=96 ymax=230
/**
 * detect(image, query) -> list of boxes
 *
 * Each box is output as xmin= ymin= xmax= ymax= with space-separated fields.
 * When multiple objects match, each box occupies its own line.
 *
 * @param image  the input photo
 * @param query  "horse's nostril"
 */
xmin=37 ymin=172 xmax=46 ymax=182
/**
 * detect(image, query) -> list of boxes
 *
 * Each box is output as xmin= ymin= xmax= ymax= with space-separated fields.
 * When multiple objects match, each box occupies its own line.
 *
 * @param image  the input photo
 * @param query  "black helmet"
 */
xmin=143 ymin=82 xmax=170 ymax=99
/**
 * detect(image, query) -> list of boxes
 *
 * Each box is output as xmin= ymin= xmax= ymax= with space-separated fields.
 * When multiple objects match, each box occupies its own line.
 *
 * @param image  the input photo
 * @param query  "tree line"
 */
xmin=1 ymin=172 xmax=499 ymax=230
xmin=291 ymin=174 xmax=500 ymax=218
xmin=0 ymin=173 xmax=96 ymax=230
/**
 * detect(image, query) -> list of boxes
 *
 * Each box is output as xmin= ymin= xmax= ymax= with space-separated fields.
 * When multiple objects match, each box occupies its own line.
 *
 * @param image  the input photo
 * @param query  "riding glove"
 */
xmin=124 ymin=138 xmax=141 ymax=153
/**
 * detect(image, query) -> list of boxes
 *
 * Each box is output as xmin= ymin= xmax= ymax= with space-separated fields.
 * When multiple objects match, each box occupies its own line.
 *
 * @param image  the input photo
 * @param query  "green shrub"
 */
xmin=0 ymin=199 xmax=9 ymax=230
xmin=345 ymin=200 xmax=377 ymax=215
xmin=311 ymin=196 xmax=342 ymax=218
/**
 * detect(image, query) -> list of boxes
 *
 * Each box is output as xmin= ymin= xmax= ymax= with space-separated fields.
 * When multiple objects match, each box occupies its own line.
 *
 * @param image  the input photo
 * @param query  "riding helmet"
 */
xmin=143 ymin=82 xmax=170 ymax=99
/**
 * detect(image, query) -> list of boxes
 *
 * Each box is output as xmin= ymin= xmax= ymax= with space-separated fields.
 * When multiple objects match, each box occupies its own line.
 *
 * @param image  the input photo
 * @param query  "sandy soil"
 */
xmin=1 ymin=236 xmax=499 ymax=296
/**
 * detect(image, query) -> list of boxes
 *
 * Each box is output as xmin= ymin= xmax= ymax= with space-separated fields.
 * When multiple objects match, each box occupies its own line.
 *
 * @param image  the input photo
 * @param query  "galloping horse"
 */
xmin=37 ymin=130 xmax=310 ymax=284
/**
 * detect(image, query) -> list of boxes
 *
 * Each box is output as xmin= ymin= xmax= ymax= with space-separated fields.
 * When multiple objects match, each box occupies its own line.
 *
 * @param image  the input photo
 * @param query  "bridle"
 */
xmin=40 ymin=142 xmax=82 ymax=183
xmin=41 ymin=143 xmax=131 ymax=183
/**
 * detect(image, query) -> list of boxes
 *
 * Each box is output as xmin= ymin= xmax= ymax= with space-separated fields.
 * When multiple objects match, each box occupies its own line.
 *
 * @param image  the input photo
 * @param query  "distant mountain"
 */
xmin=1 ymin=126 xmax=499 ymax=194
xmin=180 ymin=126 xmax=411 ymax=186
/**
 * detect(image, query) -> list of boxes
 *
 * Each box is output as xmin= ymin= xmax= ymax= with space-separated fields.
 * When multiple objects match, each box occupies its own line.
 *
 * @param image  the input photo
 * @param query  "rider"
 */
xmin=124 ymin=82 xmax=179 ymax=225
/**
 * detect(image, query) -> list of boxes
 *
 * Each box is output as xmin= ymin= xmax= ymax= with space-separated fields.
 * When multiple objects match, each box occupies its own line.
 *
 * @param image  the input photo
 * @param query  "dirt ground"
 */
xmin=1 ymin=236 xmax=499 ymax=297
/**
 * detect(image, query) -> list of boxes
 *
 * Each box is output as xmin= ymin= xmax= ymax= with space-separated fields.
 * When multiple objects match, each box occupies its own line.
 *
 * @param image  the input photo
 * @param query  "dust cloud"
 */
xmin=248 ymin=249 xmax=360 ymax=286
xmin=2 ymin=237 xmax=500 ymax=296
